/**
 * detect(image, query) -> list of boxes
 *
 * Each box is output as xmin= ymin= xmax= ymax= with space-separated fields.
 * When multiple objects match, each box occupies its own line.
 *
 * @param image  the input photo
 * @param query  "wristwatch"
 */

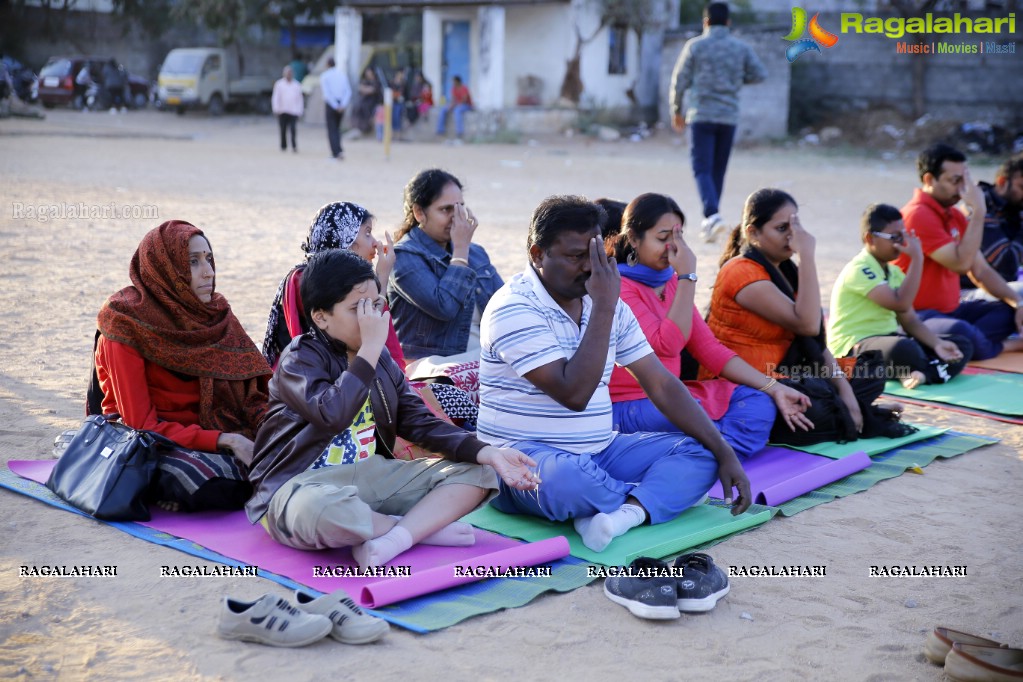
xmin=678 ymin=272 xmax=698 ymax=283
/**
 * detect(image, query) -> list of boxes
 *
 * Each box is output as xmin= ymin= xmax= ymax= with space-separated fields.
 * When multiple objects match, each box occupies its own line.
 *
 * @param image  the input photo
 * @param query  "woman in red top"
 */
xmin=94 ymin=221 xmax=271 ymax=507
xmin=606 ymin=193 xmax=811 ymax=458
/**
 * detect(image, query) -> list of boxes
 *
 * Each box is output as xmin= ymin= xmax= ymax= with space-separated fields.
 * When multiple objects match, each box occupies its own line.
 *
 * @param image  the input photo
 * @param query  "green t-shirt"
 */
xmin=828 ymin=248 xmax=905 ymax=357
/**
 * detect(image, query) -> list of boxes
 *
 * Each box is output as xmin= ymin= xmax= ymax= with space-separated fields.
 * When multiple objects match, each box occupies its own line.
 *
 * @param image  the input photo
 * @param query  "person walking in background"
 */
xmin=320 ymin=58 xmax=352 ymax=161
xmin=670 ymin=2 xmax=767 ymax=243
xmin=272 ymin=65 xmax=304 ymax=153
xmin=435 ymin=75 xmax=473 ymax=140
xmin=288 ymin=51 xmax=308 ymax=85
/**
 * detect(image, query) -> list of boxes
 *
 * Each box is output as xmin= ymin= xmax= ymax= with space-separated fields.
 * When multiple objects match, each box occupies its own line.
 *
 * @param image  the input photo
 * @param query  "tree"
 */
xmin=173 ymin=0 xmax=271 ymax=75
xmin=558 ymin=0 xmax=657 ymax=105
xmin=110 ymin=0 xmax=176 ymax=39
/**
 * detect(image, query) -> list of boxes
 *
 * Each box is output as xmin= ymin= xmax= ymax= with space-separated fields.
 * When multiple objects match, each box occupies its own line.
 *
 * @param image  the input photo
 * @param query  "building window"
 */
xmin=608 ymin=25 xmax=627 ymax=74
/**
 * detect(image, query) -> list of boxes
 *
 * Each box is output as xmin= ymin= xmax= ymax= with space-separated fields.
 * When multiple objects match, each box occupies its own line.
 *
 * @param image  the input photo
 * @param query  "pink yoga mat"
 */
xmin=11 ymin=460 xmax=570 ymax=608
xmin=707 ymin=446 xmax=872 ymax=506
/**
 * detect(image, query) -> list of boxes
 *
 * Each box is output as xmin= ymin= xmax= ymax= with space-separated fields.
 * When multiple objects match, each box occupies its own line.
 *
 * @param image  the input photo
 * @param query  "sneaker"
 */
xmin=217 ymin=594 xmax=333 ymax=647
xmin=294 ymin=588 xmax=389 ymax=644
xmin=672 ymin=553 xmax=730 ymax=612
xmin=700 ymin=214 xmax=726 ymax=243
xmin=52 ymin=429 xmax=77 ymax=459
xmin=603 ymin=557 xmax=680 ymax=620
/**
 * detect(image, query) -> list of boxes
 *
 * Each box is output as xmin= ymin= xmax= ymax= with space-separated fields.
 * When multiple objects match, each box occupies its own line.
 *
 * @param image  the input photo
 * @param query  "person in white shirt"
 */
xmin=478 ymin=195 xmax=751 ymax=552
xmin=271 ymin=65 xmax=304 ymax=152
xmin=319 ymin=57 xmax=352 ymax=160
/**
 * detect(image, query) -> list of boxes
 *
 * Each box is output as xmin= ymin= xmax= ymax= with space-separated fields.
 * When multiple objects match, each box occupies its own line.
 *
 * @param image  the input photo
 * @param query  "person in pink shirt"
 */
xmin=606 ymin=193 xmax=812 ymax=457
xmin=271 ymin=65 xmax=304 ymax=152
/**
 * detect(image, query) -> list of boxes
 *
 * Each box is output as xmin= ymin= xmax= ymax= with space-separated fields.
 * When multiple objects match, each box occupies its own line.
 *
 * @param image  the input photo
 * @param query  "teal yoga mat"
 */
xmin=777 ymin=424 xmax=947 ymax=459
xmin=775 ymin=431 xmax=997 ymax=516
xmin=0 ymin=463 xmax=593 ymax=633
xmin=464 ymin=503 xmax=776 ymax=566
xmin=884 ymin=373 xmax=1023 ymax=417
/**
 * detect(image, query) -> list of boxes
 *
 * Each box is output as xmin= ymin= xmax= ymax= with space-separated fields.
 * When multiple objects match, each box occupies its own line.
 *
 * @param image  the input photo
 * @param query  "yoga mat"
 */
xmin=464 ymin=502 xmax=775 ymax=566
xmin=776 ymin=424 xmax=947 ymax=459
xmin=774 ymin=431 xmax=998 ymax=516
xmin=706 ymin=446 xmax=872 ymax=506
xmin=968 ymin=352 xmax=1023 ymax=374
xmin=4 ymin=460 xmax=582 ymax=630
xmin=884 ymin=373 xmax=1023 ymax=417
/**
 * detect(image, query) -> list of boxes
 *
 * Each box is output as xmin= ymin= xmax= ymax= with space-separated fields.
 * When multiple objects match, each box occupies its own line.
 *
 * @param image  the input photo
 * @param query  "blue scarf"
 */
xmin=618 ymin=262 xmax=673 ymax=287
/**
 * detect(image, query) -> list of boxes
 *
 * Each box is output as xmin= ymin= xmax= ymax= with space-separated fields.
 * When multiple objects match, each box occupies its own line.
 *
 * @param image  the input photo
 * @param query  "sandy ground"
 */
xmin=0 ymin=109 xmax=1020 ymax=681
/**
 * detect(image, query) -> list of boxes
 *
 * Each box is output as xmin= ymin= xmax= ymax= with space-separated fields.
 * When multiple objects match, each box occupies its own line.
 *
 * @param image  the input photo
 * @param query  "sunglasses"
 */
xmin=870 ymin=231 xmax=905 ymax=244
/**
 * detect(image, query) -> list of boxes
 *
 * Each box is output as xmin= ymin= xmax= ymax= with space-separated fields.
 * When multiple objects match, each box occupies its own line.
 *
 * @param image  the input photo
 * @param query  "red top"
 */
xmin=893 ymin=188 xmax=968 ymax=314
xmin=95 ymin=336 xmax=222 ymax=452
xmin=452 ymin=83 xmax=472 ymax=107
xmin=706 ymin=258 xmax=796 ymax=376
xmin=611 ymin=275 xmax=739 ymax=420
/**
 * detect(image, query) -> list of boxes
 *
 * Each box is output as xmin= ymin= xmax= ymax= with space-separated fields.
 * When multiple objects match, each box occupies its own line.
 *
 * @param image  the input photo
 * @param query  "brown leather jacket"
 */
xmin=246 ymin=330 xmax=486 ymax=523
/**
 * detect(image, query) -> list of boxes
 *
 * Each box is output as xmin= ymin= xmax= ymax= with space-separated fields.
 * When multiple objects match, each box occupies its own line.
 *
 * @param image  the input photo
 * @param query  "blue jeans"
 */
xmin=611 ymin=385 xmax=775 ymax=459
xmin=489 ymin=432 xmax=719 ymax=525
xmin=918 ymin=300 xmax=1017 ymax=360
xmin=689 ymin=121 xmax=736 ymax=218
xmin=436 ymin=103 xmax=472 ymax=136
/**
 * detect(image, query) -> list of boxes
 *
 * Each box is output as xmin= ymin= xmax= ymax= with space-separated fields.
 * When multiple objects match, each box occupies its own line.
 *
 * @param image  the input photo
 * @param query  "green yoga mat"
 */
xmin=884 ymin=374 xmax=1023 ymax=416
xmin=464 ymin=503 xmax=776 ymax=566
xmin=777 ymin=424 xmax=947 ymax=459
xmin=775 ymin=431 xmax=996 ymax=516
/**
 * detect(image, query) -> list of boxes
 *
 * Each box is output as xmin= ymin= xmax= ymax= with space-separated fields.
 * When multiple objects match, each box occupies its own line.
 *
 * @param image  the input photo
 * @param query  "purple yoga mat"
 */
xmin=11 ymin=460 xmax=570 ymax=608
xmin=708 ymin=446 xmax=872 ymax=506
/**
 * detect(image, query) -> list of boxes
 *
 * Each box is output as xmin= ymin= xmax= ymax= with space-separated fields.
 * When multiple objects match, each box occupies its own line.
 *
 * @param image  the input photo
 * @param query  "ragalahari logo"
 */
xmin=783 ymin=7 xmax=839 ymax=61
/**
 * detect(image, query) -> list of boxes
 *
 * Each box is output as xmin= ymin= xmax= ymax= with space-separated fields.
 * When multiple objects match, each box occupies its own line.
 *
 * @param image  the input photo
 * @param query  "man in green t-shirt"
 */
xmin=828 ymin=204 xmax=972 ymax=388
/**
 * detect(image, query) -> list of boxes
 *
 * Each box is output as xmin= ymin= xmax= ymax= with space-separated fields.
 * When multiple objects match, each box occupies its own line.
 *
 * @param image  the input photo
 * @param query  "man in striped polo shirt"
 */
xmin=478 ymin=196 xmax=750 ymax=552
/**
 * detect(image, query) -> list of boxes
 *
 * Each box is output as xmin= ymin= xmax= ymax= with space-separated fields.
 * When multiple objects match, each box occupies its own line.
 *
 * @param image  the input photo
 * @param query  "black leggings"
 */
xmin=852 ymin=333 xmax=973 ymax=385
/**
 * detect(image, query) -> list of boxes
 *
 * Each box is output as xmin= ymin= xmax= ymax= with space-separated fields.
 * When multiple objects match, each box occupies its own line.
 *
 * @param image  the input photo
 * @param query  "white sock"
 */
xmin=390 ymin=516 xmax=476 ymax=546
xmin=353 ymin=525 xmax=413 ymax=569
xmin=573 ymin=504 xmax=645 ymax=552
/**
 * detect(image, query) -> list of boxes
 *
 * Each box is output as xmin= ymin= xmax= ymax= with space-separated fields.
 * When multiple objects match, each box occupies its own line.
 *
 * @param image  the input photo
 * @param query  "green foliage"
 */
xmin=110 ymin=0 xmax=176 ymax=38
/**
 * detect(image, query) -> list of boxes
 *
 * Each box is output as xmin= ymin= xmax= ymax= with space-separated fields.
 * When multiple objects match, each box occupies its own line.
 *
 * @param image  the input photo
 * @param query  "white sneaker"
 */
xmin=294 ymin=588 xmax=390 ymax=644
xmin=700 ymin=214 xmax=726 ymax=243
xmin=217 ymin=594 xmax=333 ymax=647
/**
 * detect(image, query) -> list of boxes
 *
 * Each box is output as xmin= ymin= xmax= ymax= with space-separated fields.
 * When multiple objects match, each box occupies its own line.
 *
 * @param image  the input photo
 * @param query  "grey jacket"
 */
xmin=670 ymin=25 xmax=767 ymax=126
xmin=245 ymin=329 xmax=487 ymax=523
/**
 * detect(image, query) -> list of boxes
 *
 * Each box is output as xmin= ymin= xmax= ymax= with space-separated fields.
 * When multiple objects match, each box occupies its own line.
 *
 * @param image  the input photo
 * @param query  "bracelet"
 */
xmin=449 ymin=257 xmax=469 ymax=267
xmin=758 ymin=377 xmax=777 ymax=392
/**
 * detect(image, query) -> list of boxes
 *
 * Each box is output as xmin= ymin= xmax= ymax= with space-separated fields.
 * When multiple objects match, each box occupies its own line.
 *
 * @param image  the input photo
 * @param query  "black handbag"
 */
xmin=46 ymin=414 xmax=166 ymax=521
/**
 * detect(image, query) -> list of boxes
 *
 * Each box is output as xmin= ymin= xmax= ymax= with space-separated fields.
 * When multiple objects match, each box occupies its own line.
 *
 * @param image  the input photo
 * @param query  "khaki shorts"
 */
xmin=264 ymin=455 xmax=498 ymax=550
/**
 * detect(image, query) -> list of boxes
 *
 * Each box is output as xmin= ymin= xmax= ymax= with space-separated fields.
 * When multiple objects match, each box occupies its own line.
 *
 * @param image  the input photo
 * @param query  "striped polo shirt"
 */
xmin=477 ymin=265 xmax=653 ymax=453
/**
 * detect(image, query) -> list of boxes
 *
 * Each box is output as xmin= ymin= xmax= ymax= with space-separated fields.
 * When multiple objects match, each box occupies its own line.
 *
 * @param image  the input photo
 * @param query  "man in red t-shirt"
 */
xmin=435 ymin=75 xmax=473 ymax=139
xmin=893 ymin=143 xmax=1023 ymax=359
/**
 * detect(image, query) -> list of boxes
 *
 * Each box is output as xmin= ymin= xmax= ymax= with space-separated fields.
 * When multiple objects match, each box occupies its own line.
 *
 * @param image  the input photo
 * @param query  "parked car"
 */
xmin=156 ymin=48 xmax=272 ymax=115
xmin=37 ymin=56 xmax=151 ymax=110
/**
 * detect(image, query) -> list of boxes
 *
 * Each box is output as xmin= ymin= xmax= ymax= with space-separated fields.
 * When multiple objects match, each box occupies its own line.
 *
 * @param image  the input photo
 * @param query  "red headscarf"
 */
xmin=97 ymin=220 xmax=270 ymax=438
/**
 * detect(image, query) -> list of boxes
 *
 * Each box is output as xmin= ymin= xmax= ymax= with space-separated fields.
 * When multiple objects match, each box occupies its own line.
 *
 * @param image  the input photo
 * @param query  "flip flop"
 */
xmin=945 ymin=643 xmax=1023 ymax=681
xmin=924 ymin=627 xmax=1007 ymax=665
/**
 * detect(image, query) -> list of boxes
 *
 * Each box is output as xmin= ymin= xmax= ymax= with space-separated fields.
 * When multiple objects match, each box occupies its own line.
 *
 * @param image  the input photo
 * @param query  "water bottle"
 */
xmin=52 ymin=429 xmax=77 ymax=459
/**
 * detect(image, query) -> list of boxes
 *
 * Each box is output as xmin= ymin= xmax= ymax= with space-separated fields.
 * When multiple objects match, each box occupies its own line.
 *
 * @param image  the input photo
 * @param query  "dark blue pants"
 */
xmin=689 ymin=121 xmax=736 ymax=218
xmin=917 ymin=300 xmax=1017 ymax=360
xmin=489 ymin=432 xmax=719 ymax=524
xmin=325 ymin=104 xmax=344 ymax=158
xmin=611 ymin=385 xmax=775 ymax=459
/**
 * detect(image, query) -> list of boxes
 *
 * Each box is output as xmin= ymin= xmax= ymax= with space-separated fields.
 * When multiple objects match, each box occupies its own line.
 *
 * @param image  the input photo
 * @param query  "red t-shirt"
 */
xmin=893 ymin=188 xmax=968 ymax=314
xmin=95 ymin=336 xmax=222 ymax=452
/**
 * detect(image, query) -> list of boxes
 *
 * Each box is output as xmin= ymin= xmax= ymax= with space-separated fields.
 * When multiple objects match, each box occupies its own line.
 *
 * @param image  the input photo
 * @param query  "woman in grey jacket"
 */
xmin=248 ymin=250 xmax=538 ymax=569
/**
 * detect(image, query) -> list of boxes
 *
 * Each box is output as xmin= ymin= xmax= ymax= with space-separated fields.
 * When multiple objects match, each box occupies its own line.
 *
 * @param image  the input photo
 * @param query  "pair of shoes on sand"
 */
xmin=925 ymin=626 xmax=1022 ymax=681
xmin=217 ymin=589 xmax=389 ymax=647
xmin=603 ymin=553 xmax=730 ymax=620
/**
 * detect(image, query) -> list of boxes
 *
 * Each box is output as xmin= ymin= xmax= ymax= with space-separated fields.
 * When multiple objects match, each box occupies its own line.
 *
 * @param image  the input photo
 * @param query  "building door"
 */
xmin=441 ymin=20 xmax=470 ymax=103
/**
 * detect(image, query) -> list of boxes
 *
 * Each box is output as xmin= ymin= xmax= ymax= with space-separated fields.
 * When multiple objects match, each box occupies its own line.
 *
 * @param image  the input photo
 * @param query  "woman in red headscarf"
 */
xmin=92 ymin=221 xmax=271 ymax=509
